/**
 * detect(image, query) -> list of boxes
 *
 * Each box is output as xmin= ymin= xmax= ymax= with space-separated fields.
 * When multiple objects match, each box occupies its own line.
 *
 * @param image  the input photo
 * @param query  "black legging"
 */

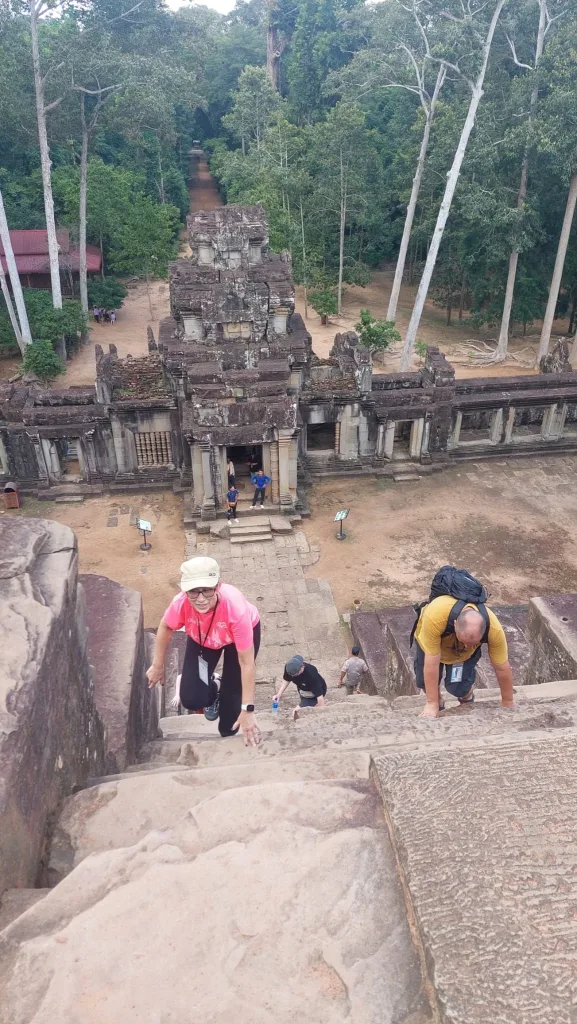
xmin=180 ymin=622 xmax=261 ymax=737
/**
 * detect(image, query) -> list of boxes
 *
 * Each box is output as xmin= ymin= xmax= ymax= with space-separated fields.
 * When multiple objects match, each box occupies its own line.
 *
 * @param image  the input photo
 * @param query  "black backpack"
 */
xmin=409 ymin=565 xmax=490 ymax=648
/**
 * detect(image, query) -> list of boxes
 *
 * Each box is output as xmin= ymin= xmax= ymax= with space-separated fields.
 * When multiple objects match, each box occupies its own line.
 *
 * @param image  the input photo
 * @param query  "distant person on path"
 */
xmin=146 ymin=556 xmax=261 ymax=746
xmin=227 ymin=458 xmax=235 ymax=488
xmin=109 ymin=310 xmax=117 ymax=324
xmin=414 ymin=596 xmax=514 ymax=718
xmin=274 ymin=655 xmax=327 ymax=721
xmin=93 ymin=306 xmax=101 ymax=323
xmin=338 ymin=646 xmax=368 ymax=695
xmin=226 ymin=485 xmax=239 ymax=522
xmin=250 ymin=468 xmax=271 ymax=508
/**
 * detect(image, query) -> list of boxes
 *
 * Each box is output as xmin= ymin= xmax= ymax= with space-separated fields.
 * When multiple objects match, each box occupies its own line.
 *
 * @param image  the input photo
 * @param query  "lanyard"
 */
xmin=195 ymin=596 xmax=219 ymax=653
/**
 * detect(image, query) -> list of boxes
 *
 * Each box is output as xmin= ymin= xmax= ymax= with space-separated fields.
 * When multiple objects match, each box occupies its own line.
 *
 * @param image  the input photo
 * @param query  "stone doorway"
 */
xmin=227 ymin=445 xmax=262 ymax=500
xmin=58 ymin=438 xmax=83 ymax=481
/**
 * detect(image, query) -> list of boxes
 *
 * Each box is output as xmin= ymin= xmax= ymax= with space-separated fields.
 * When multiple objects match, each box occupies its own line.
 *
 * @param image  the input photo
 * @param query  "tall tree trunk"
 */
xmin=538 ymin=173 xmax=577 ymax=363
xmin=0 ymin=262 xmax=24 ymax=354
xmin=300 ymin=197 xmax=308 ymax=319
xmin=79 ymin=95 xmax=89 ymax=314
xmin=146 ymin=274 xmax=154 ymax=320
xmin=267 ymin=23 xmax=281 ymax=90
xmin=458 ymin=272 xmax=466 ymax=319
xmin=399 ymin=0 xmax=506 ymax=370
xmin=0 ymin=187 xmax=32 ymax=350
xmin=100 ymin=232 xmax=105 ymax=279
xmin=568 ymin=294 xmax=577 ymax=335
xmin=29 ymin=0 xmax=62 ymax=309
xmin=387 ymin=66 xmax=446 ymax=323
xmin=494 ymin=0 xmax=547 ymax=361
xmin=446 ymin=292 xmax=452 ymax=326
xmin=337 ymin=148 xmax=346 ymax=316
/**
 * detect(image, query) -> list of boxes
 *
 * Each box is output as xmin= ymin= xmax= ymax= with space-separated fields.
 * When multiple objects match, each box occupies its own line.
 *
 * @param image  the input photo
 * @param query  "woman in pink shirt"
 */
xmin=146 ymin=556 xmax=261 ymax=747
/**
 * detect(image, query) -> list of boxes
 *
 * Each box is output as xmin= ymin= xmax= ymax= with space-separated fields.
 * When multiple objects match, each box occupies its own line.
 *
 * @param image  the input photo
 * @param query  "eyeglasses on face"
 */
xmin=187 ymin=587 xmax=217 ymax=598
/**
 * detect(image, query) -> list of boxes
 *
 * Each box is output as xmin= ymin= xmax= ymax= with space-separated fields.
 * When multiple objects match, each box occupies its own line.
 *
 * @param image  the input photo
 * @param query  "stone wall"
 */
xmin=0 ymin=518 xmax=106 ymax=894
xmin=524 ymin=594 xmax=577 ymax=685
xmin=81 ymin=575 xmax=159 ymax=774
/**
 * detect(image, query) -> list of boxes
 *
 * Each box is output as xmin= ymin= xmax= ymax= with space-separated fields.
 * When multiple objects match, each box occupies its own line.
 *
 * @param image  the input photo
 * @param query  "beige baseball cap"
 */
xmin=179 ymin=556 xmax=221 ymax=592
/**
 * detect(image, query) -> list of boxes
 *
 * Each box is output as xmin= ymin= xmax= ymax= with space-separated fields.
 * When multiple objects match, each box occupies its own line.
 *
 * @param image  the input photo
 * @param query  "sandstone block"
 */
xmin=0 ymin=518 xmax=105 ymax=894
xmin=81 ymin=574 xmax=158 ymax=774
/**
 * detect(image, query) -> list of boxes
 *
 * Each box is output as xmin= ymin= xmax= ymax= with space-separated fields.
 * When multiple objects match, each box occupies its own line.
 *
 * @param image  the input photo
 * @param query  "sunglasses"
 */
xmin=187 ymin=587 xmax=217 ymax=598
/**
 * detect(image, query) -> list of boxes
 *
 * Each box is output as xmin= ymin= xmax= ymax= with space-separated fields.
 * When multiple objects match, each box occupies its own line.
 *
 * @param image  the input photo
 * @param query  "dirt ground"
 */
xmin=294 ymin=271 xmax=567 ymax=378
xmin=300 ymin=455 xmax=577 ymax=614
xmin=2 ymin=491 xmax=185 ymax=627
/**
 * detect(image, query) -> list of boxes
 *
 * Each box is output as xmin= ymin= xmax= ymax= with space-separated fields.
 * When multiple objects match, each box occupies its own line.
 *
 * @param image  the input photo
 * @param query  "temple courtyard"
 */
xmin=5 ymin=451 xmax=577 ymax=628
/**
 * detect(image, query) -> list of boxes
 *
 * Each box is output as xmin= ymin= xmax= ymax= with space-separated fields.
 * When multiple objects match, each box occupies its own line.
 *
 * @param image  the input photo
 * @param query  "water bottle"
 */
xmin=272 ymin=696 xmax=279 ymax=715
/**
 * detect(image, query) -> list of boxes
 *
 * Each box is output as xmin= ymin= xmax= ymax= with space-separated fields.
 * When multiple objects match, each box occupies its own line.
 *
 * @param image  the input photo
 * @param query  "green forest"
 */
xmin=1 ymin=0 xmax=577 ymax=371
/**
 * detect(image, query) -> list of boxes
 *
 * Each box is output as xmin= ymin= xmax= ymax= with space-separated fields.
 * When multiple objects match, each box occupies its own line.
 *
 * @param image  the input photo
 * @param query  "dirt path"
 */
xmin=189 ymin=156 xmax=223 ymax=213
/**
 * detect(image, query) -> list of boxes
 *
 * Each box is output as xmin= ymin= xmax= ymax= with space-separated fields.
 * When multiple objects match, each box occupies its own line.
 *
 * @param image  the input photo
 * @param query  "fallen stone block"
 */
xmin=269 ymin=516 xmax=293 ymax=533
xmin=210 ymin=520 xmax=229 ymax=539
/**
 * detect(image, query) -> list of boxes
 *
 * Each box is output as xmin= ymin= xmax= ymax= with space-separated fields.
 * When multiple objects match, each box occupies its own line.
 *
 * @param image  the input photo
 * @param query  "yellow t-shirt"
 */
xmin=414 ymin=596 xmax=508 ymax=666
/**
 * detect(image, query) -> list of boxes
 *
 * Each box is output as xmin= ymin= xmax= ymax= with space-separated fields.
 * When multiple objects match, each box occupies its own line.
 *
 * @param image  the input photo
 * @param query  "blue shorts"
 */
xmin=414 ymin=642 xmax=482 ymax=699
xmin=299 ymin=695 xmax=319 ymax=707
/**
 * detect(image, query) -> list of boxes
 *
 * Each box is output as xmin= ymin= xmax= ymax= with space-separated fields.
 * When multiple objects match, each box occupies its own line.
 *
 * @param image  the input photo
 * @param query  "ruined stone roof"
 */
xmin=107 ymin=356 xmax=171 ymax=402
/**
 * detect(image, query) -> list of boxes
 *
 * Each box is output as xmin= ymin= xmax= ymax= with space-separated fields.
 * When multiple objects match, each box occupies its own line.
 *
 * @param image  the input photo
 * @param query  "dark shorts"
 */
xmin=414 ymin=642 xmax=482 ymax=699
xmin=298 ymin=681 xmax=327 ymax=708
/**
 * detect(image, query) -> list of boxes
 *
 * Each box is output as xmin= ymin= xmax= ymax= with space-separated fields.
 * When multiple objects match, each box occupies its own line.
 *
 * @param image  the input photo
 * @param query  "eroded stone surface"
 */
xmin=81 ymin=574 xmax=158 ymax=773
xmin=1 ymin=781 xmax=429 ymax=1024
xmin=374 ymin=733 xmax=577 ymax=1024
xmin=0 ymin=518 xmax=105 ymax=893
xmin=48 ymin=752 xmax=371 ymax=876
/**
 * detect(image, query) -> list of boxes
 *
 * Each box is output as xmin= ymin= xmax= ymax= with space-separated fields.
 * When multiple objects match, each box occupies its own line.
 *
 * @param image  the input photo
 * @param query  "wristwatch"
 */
xmin=241 ymin=703 xmax=255 ymax=713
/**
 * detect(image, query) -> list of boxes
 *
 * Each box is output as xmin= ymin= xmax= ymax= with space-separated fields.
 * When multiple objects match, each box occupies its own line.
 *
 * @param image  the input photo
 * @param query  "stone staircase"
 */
xmin=229 ymin=515 xmax=273 ymax=544
xmin=2 ymin=680 xmax=577 ymax=1022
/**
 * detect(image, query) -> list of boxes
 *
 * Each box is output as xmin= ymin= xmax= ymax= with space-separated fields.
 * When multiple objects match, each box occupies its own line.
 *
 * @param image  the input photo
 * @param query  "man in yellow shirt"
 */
xmin=414 ymin=596 xmax=515 ymax=719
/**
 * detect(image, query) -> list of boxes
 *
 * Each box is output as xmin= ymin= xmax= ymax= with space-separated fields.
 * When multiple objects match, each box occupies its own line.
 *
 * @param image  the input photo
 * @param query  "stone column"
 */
xmin=541 ymin=403 xmax=561 ymax=440
xmin=409 ymin=418 xmax=424 ymax=459
xmin=220 ymin=446 xmax=229 ymax=501
xmin=190 ymin=441 xmax=203 ymax=515
xmin=83 ymin=430 xmax=99 ymax=479
xmin=28 ymin=433 xmax=49 ymax=483
xmin=376 ymin=422 xmax=385 ymax=459
xmin=269 ymin=441 xmax=280 ymax=503
xmin=123 ymin=428 xmax=138 ymax=473
xmin=490 ymin=408 xmax=503 ymax=445
xmin=200 ymin=442 xmax=216 ymax=520
xmin=289 ymin=437 xmax=298 ymax=497
xmin=0 ymin=433 xmax=9 ymax=475
xmin=383 ymin=421 xmax=395 ymax=460
xmin=41 ymin=438 xmax=61 ymax=480
xmin=111 ymin=416 xmax=127 ymax=474
xmin=277 ymin=433 xmax=293 ymax=508
xmin=334 ymin=421 xmax=341 ymax=455
xmin=448 ymin=411 xmax=462 ymax=449
xmin=76 ymin=436 xmax=88 ymax=481
xmin=421 ymin=420 xmax=430 ymax=457
xmin=504 ymin=407 xmax=515 ymax=444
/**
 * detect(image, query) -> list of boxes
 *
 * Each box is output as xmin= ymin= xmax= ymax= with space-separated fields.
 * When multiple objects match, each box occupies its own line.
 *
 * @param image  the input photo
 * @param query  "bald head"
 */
xmin=455 ymin=607 xmax=485 ymax=645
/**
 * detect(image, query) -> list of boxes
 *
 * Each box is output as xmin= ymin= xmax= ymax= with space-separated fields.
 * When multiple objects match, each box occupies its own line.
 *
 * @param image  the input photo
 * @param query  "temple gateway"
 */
xmin=2 ymin=203 xmax=577 ymax=521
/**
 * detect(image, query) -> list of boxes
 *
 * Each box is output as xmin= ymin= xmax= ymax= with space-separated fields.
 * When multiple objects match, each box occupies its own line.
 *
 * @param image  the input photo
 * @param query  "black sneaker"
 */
xmin=204 ymin=694 xmax=220 ymax=721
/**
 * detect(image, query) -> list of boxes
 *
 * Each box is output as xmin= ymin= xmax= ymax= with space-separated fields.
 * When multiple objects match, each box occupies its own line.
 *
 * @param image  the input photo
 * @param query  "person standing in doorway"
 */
xmin=250 ymin=468 xmax=271 ymax=508
xmin=226 ymin=484 xmax=239 ymax=522
xmin=146 ymin=556 xmax=262 ymax=746
xmin=338 ymin=646 xmax=368 ymax=694
xmin=274 ymin=655 xmax=327 ymax=721
xmin=227 ymin=457 xmax=236 ymax=488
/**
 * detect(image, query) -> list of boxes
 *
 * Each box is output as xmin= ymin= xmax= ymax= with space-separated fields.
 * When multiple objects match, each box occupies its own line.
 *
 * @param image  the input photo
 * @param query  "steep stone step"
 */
xmin=392 ymin=465 xmax=420 ymax=483
xmin=373 ymin=730 xmax=577 ymax=1024
xmin=230 ymin=532 xmax=273 ymax=544
xmin=3 ymin=776 xmax=430 ymax=1024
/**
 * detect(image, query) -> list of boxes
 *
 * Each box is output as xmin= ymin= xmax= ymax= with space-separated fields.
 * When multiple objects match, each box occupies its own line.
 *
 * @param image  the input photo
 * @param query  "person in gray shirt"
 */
xmin=338 ymin=646 xmax=368 ymax=695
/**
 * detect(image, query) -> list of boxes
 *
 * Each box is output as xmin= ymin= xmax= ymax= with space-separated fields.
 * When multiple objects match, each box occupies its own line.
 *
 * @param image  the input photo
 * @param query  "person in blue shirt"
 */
xmin=226 ymin=485 xmax=239 ymax=522
xmin=250 ymin=469 xmax=271 ymax=508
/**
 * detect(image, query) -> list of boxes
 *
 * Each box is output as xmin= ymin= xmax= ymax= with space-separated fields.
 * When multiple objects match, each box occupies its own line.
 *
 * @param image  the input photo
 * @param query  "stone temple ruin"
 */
xmin=4 ymin=203 xmax=577 ymax=515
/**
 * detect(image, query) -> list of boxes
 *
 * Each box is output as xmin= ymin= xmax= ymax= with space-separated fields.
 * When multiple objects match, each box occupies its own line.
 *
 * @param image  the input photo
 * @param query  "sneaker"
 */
xmin=204 ymin=693 xmax=220 ymax=721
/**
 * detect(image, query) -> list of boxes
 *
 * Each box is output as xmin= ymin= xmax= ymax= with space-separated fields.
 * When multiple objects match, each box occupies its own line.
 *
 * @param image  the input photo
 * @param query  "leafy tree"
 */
xmin=309 ymin=287 xmax=337 ymax=324
xmin=355 ymin=308 xmax=400 ymax=354
xmin=23 ymin=338 xmax=65 ymax=382
xmin=108 ymin=196 xmax=179 ymax=316
xmin=223 ymin=65 xmax=282 ymax=154
xmin=87 ymin=277 xmax=128 ymax=309
xmin=20 ymin=289 xmax=88 ymax=345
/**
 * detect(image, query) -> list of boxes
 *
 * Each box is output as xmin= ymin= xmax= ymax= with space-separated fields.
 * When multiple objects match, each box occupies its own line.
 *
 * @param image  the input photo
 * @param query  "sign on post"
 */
xmin=137 ymin=518 xmax=152 ymax=551
xmin=334 ymin=508 xmax=349 ymax=540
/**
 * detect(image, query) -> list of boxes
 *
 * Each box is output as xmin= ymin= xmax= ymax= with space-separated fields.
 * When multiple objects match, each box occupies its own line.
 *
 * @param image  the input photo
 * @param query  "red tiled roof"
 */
xmin=0 ymin=228 xmax=70 ymax=256
xmin=1 ymin=243 xmax=101 ymax=275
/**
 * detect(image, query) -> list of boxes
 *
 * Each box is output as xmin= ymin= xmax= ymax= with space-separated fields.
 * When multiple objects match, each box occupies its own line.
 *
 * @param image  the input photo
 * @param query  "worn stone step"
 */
xmin=373 ymin=731 xmax=577 ymax=1024
xmin=54 ymin=495 xmax=84 ymax=503
xmin=230 ymin=532 xmax=273 ymax=544
xmin=4 ymin=774 xmax=429 ymax=1024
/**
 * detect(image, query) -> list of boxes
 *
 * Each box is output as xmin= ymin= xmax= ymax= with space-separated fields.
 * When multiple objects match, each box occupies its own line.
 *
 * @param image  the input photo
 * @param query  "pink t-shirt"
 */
xmin=163 ymin=583 xmax=260 ymax=651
